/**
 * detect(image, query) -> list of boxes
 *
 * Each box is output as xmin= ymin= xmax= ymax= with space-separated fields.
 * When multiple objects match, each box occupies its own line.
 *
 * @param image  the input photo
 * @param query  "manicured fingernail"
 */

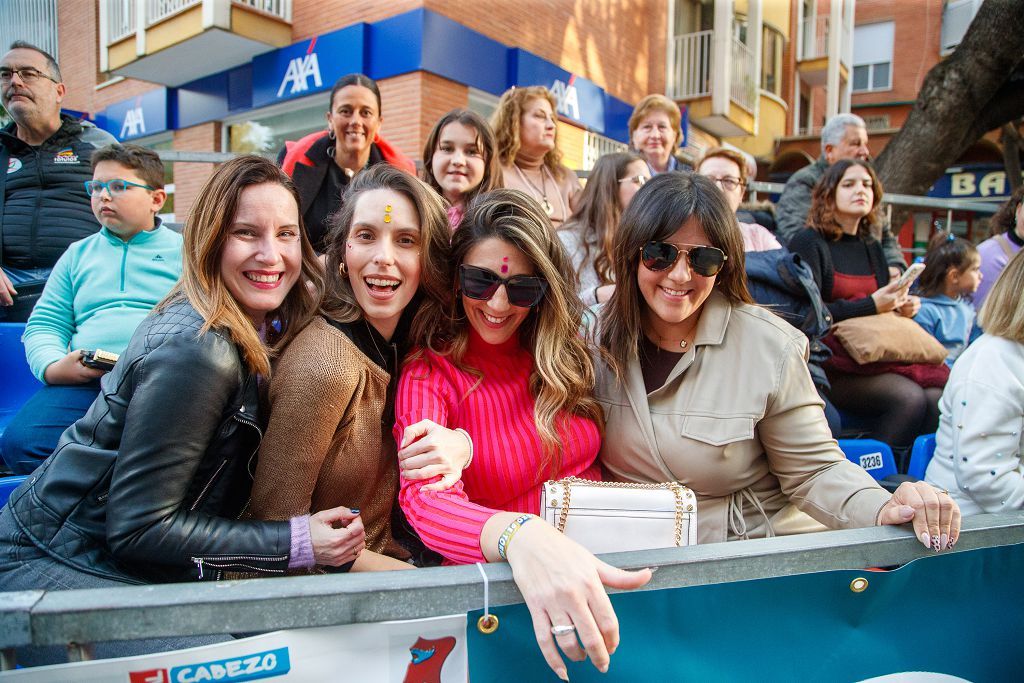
xmin=933 ymin=534 xmax=941 ymax=552
xmin=647 ymin=566 xmax=660 ymax=574
xmin=920 ymin=532 xmax=930 ymax=548
xmin=949 ymin=537 xmax=957 ymax=549
xmin=350 ymin=508 xmax=360 ymax=514
xmin=555 ymin=667 xmax=569 ymax=681
xmin=940 ymin=534 xmax=948 ymax=550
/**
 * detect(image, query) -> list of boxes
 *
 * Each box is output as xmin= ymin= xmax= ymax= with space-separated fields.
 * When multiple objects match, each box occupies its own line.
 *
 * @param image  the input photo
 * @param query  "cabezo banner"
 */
xmin=468 ymin=543 xmax=1024 ymax=681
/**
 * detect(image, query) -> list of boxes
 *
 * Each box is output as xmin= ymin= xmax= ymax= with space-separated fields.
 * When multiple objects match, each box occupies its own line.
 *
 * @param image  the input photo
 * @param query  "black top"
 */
xmin=638 ymin=333 xmax=686 ymax=394
xmin=301 ymin=144 xmax=386 ymax=253
xmin=789 ymin=228 xmax=888 ymax=322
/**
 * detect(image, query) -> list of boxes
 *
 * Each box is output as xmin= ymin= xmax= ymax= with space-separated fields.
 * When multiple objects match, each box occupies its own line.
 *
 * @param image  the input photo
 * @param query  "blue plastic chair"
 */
xmin=0 ymin=323 xmax=42 ymax=451
xmin=908 ymin=433 xmax=937 ymax=480
xmin=0 ymin=475 xmax=28 ymax=505
xmin=837 ymin=438 xmax=899 ymax=481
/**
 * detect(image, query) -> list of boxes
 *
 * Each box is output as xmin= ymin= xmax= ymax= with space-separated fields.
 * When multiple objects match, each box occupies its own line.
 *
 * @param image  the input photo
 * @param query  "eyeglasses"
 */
xmin=0 ymin=67 xmax=59 ymax=85
xmin=458 ymin=264 xmax=548 ymax=308
xmin=618 ymin=175 xmax=649 ymax=187
xmin=703 ymin=176 xmax=744 ymax=192
xmin=83 ymin=179 xmax=155 ymax=196
xmin=640 ymin=241 xmax=728 ymax=277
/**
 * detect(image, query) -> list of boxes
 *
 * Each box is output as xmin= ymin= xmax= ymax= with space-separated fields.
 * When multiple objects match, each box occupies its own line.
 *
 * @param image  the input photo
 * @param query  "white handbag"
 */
xmin=539 ymin=477 xmax=697 ymax=554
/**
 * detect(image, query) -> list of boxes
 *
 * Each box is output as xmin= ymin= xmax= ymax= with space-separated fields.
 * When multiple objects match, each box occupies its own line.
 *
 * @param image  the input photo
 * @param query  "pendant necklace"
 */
xmin=513 ymin=163 xmax=554 ymax=217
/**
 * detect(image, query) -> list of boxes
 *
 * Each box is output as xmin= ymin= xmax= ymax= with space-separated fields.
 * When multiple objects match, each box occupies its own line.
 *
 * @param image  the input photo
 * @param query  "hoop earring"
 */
xmin=339 ymin=260 xmax=347 ymax=276
xmin=327 ymin=128 xmax=336 ymax=141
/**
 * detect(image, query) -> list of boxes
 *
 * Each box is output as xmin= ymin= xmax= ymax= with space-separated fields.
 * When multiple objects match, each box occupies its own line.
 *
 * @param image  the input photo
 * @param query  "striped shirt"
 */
xmin=394 ymin=329 xmax=601 ymax=564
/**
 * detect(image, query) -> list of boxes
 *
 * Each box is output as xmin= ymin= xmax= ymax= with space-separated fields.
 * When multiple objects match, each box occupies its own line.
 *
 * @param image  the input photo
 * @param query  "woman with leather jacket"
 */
xmin=0 ymin=156 xmax=364 ymax=662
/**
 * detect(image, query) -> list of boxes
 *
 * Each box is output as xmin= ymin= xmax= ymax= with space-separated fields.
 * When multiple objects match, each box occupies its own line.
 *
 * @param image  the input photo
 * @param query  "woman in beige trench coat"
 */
xmin=594 ymin=172 xmax=960 ymax=550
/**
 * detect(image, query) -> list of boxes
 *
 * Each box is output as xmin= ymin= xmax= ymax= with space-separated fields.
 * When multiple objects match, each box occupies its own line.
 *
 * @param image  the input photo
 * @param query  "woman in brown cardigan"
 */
xmin=246 ymin=165 xmax=470 ymax=572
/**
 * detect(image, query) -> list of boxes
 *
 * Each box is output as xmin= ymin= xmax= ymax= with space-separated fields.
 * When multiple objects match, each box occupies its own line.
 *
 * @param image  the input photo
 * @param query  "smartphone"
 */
xmin=894 ymin=262 xmax=925 ymax=289
xmin=81 ymin=348 xmax=119 ymax=372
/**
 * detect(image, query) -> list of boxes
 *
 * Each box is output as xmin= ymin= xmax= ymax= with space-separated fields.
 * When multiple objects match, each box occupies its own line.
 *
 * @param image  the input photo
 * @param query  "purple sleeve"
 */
xmin=288 ymin=515 xmax=315 ymax=569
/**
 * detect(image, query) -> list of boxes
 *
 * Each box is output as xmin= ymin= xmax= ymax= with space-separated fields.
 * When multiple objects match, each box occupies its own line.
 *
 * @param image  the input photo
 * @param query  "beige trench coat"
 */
xmin=597 ymin=291 xmax=892 ymax=544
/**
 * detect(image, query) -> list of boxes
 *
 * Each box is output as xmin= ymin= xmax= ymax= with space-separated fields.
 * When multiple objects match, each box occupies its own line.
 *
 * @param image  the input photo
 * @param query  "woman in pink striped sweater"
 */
xmin=394 ymin=189 xmax=651 ymax=681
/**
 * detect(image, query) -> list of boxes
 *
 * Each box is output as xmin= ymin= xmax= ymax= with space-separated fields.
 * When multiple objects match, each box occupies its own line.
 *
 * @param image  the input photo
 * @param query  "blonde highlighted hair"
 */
xmin=162 ymin=155 xmax=323 ymax=376
xmin=491 ymin=86 xmax=565 ymax=180
xmin=979 ymin=250 xmax=1024 ymax=343
xmin=424 ymin=188 xmax=603 ymax=477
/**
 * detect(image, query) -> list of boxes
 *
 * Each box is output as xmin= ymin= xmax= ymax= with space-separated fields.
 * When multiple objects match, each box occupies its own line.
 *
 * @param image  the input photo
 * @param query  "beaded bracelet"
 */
xmin=497 ymin=514 xmax=533 ymax=560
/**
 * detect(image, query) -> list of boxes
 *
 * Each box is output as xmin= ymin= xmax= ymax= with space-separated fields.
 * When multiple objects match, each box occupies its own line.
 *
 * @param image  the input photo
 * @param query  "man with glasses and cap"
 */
xmin=1 ymin=41 xmax=116 ymax=320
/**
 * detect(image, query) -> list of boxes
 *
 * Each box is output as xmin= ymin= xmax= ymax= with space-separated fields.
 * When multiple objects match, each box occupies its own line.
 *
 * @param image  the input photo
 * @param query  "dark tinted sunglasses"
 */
xmin=458 ymin=264 xmax=548 ymax=308
xmin=640 ymin=241 xmax=728 ymax=277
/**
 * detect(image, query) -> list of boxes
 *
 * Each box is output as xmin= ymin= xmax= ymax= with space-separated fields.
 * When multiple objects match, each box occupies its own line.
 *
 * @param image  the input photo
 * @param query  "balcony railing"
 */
xmin=0 ymin=0 xmax=60 ymax=60
xmin=730 ymin=36 xmax=756 ymax=112
xmin=107 ymin=0 xmax=136 ymax=42
xmin=146 ymin=0 xmax=201 ymax=26
xmin=799 ymin=15 xmax=829 ymax=61
xmin=668 ymin=29 xmax=712 ymax=100
xmin=234 ymin=0 xmax=292 ymax=21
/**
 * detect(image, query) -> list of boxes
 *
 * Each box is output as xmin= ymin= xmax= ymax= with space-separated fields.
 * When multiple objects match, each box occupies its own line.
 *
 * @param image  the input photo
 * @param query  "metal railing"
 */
xmin=799 ymin=15 xmax=829 ymax=61
xmin=2 ymin=513 xmax=1021 ymax=665
xmin=146 ymin=0 xmax=202 ymax=26
xmin=0 ymin=0 xmax=59 ymax=61
xmin=730 ymin=37 xmax=756 ymax=112
xmin=748 ymin=180 xmax=1000 ymax=215
xmin=668 ymin=30 xmax=712 ymax=100
xmin=233 ymin=0 xmax=292 ymax=21
xmin=106 ymin=0 xmax=136 ymax=42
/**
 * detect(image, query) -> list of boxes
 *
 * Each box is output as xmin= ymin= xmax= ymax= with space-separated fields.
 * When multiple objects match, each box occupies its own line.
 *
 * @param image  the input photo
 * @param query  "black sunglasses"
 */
xmin=640 ymin=241 xmax=728 ymax=277
xmin=458 ymin=264 xmax=548 ymax=308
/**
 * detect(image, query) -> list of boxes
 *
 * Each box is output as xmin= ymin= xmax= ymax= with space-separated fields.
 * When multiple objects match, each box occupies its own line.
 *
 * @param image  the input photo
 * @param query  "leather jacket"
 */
xmin=5 ymin=298 xmax=292 ymax=583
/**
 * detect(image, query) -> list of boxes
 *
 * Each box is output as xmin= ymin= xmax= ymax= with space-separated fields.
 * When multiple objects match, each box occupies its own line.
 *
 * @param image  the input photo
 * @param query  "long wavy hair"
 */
xmin=422 ymin=108 xmax=503 ymax=207
xmin=599 ymin=172 xmax=752 ymax=383
xmin=560 ymin=151 xmax=644 ymax=287
xmin=161 ymin=155 xmax=323 ymax=376
xmin=808 ymin=159 xmax=885 ymax=242
xmin=320 ymin=164 xmax=451 ymax=348
xmin=491 ymin=86 xmax=566 ymax=180
xmin=423 ymin=189 xmax=603 ymax=476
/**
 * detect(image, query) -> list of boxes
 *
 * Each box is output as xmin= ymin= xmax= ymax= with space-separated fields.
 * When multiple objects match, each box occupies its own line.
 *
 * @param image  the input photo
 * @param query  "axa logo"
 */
xmin=121 ymin=98 xmax=146 ymax=138
xmin=550 ymin=76 xmax=581 ymax=121
xmin=277 ymin=37 xmax=322 ymax=98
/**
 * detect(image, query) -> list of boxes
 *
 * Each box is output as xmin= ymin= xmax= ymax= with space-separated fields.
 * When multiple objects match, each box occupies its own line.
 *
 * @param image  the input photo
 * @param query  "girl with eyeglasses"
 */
xmin=595 ymin=172 xmax=959 ymax=548
xmin=696 ymin=147 xmax=781 ymax=252
xmin=790 ymin=160 xmax=941 ymax=453
xmin=244 ymin=165 xmax=470 ymax=573
xmin=394 ymin=189 xmax=651 ymax=681
xmin=557 ymin=151 xmax=649 ymax=305
xmin=422 ymin=108 xmax=503 ymax=229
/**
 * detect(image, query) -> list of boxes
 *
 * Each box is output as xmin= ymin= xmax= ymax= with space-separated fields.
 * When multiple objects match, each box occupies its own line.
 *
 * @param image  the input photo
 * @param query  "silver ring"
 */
xmin=550 ymin=624 xmax=576 ymax=637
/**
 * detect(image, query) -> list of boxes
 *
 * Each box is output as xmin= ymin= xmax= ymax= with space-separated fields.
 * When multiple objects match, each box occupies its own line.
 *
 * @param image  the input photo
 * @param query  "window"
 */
xmin=852 ymin=22 xmax=894 ymax=92
xmin=224 ymin=98 xmax=326 ymax=159
xmin=761 ymin=25 xmax=784 ymax=96
xmin=941 ymin=0 xmax=982 ymax=54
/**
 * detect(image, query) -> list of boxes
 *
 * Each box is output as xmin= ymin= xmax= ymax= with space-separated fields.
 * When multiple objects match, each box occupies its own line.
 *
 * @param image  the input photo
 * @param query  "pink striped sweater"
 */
xmin=394 ymin=329 xmax=601 ymax=564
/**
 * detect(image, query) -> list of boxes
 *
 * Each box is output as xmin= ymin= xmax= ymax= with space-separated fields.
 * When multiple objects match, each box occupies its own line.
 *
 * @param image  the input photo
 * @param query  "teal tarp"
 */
xmin=468 ymin=543 xmax=1024 ymax=682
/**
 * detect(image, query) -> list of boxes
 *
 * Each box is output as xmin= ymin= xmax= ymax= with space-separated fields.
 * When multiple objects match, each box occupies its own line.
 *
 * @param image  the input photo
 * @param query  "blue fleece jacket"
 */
xmin=22 ymin=222 xmax=182 ymax=381
xmin=912 ymin=294 xmax=979 ymax=368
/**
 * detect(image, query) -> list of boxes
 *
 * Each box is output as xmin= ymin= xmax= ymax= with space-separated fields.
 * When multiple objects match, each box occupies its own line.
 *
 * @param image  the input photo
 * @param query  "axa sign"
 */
xmin=120 ymin=106 xmax=146 ymax=138
xmin=550 ymin=78 xmax=580 ymax=121
xmin=277 ymin=52 xmax=322 ymax=98
xmin=252 ymin=26 xmax=364 ymax=108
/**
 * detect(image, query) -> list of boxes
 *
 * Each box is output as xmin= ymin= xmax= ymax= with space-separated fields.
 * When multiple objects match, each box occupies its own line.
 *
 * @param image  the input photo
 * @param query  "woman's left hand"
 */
xmin=877 ymin=481 xmax=961 ymax=551
xmin=895 ymin=294 xmax=921 ymax=318
xmin=397 ymin=419 xmax=471 ymax=491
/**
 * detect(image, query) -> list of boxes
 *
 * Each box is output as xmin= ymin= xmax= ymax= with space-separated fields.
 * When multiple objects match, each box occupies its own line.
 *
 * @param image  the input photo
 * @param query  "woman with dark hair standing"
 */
xmin=279 ymin=73 xmax=415 ymax=252
xmin=596 ymin=172 xmax=959 ymax=548
xmin=790 ymin=159 xmax=940 ymax=451
xmin=973 ymin=184 xmax=1023 ymax=313
xmin=491 ymin=86 xmax=582 ymax=228
xmin=0 ymin=156 xmax=363 ymax=662
xmin=558 ymin=151 xmax=648 ymax=305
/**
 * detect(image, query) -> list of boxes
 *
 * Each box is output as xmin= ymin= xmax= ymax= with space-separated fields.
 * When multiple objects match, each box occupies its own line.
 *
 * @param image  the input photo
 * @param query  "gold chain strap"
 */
xmin=551 ymin=476 xmax=694 ymax=547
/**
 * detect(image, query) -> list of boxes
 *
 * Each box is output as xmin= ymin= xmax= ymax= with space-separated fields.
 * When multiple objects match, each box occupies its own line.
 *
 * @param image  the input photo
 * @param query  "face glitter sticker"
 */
xmin=384 ymin=203 xmax=393 ymax=223
xmin=500 ymin=256 xmax=509 ymax=274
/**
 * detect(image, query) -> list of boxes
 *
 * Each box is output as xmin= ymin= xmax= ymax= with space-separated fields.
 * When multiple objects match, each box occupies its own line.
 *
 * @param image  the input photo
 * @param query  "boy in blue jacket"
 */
xmin=1 ymin=144 xmax=181 ymax=474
